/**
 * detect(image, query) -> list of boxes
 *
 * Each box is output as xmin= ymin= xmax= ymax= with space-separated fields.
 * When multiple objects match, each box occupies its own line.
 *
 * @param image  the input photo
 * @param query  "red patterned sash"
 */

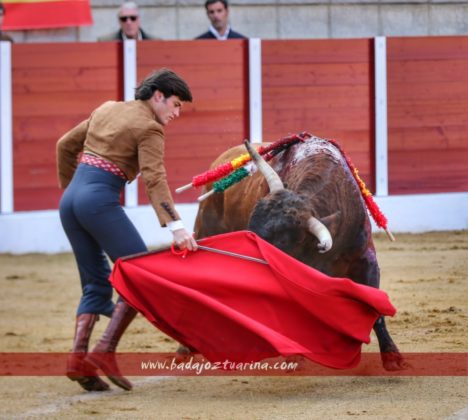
xmin=80 ymin=153 xmax=127 ymax=180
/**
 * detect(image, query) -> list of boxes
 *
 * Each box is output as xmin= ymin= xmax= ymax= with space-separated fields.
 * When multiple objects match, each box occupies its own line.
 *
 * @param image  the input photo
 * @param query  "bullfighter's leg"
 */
xmin=74 ymin=191 xmax=147 ymax=391
xmin=59 ymin=184 xmax=114 ymax=391
xmin=348 ymin=248 xmax=406 ymax=371
xmin=61 ymin=167 xmax=147 ymax=391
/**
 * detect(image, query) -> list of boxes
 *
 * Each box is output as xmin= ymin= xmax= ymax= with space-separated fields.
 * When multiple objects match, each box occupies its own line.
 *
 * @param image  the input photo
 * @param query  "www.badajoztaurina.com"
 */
xmin=140 ymin=357 xmax=299 ymax=375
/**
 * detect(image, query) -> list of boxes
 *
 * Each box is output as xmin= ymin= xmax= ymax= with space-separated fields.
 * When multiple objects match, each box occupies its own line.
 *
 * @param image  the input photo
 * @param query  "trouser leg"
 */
xmin=73 ymin=188 xmax=147 ymax=391
xmin=60 ymin=180 xmax=115 ymax=392
xmin=60 ymin=182 xmax=115 ymax=318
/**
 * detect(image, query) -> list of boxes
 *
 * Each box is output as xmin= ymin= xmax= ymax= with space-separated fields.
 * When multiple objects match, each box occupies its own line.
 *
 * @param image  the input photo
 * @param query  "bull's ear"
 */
xmin=319 ymin=211 xmax=341 ymax=232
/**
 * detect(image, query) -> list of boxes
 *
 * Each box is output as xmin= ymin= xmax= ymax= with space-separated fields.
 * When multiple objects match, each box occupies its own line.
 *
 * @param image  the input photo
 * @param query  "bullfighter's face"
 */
xmin=150 ymin=90 xmax=183 ymax=126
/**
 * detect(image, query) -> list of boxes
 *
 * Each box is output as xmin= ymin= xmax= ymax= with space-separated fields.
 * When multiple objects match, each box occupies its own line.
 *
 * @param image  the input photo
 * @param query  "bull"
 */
xmin=192 ymin=134 xmax=404 ymax=371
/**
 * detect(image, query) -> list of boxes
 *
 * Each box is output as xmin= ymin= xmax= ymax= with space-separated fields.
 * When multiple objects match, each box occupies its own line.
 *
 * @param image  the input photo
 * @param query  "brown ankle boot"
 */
xmin=67 ymin=313 xmax=110 ymax=392
xmin=85 ymin=302 xmax=137 ymax=391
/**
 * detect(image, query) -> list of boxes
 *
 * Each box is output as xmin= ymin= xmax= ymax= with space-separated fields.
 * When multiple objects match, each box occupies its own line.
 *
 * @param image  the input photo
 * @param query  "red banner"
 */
xmin=0 ymin=353 xmax=466 ymax=376
xmin=2 ymin=0 xmax=92 ymax=30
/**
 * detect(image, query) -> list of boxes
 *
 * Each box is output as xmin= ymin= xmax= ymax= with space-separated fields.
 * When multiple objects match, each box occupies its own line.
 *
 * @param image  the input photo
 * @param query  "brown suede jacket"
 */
xmin=56 ymin=100 xmax=180 ymax=227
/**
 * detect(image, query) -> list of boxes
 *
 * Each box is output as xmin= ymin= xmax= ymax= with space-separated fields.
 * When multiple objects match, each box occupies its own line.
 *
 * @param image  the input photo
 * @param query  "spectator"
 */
xmin=0 ymin=3 xmax=13 ymax=42
xmin=195 ymin=0 xmax=246 ymax=40
xmin=98 ymin=1 xmax=155 ymax=41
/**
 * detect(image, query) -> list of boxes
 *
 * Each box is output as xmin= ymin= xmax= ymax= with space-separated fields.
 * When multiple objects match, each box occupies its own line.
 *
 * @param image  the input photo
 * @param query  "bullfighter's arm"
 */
xmin=56 ymin=118 xmax=90 ymax=189
xmin=137 ymin=125 xmax=181 ymax=228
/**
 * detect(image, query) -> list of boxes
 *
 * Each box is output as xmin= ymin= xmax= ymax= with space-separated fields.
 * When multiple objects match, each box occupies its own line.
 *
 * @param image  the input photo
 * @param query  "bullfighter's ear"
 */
xmin=319 ymin=211 xmax=341 ymax=232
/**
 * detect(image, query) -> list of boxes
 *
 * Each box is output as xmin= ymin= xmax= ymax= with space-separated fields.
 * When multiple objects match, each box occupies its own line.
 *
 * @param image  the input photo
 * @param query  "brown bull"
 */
xmin=193 ymin=135 xmax=405 ymax=371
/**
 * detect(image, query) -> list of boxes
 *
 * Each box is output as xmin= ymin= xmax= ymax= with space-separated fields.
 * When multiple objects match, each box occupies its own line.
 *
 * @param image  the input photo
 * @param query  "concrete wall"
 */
xmin=6 ymin=0 xmax=468 ymax=43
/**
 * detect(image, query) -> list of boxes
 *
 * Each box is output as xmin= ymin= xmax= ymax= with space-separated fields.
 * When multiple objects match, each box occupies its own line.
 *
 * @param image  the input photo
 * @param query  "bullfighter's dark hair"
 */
xmin=134 ymin=68 xmax=193 ymax=102
xmin=0 ymin=3 xmax=4 ymax=14
xmin=205 ymin=0 xmax=228 ymax=10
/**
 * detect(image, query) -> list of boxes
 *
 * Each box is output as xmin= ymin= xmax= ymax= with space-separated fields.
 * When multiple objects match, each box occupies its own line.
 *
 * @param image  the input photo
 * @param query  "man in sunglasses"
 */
xmin=98 ymin=1 xmax=155 ymax=41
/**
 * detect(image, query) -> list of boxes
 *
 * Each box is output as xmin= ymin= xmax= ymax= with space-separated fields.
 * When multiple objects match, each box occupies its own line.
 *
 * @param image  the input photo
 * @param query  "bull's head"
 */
xmin=244 ymin=140 xmax=332 ymax=255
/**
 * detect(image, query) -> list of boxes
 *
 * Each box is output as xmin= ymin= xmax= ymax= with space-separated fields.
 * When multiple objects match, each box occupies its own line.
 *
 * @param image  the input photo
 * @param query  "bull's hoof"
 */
xmin=174 ymin=344 xmax=197 ymax=363
xmin=283 ymin=355 xmax=303 ymax=373
xmin=381 ymin=351 xmax=409 ymax=371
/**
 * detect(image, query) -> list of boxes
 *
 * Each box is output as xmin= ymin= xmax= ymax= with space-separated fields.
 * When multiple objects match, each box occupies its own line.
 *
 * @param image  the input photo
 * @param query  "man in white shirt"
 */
xmin=195 ymin=0 xmax=246 ymax=40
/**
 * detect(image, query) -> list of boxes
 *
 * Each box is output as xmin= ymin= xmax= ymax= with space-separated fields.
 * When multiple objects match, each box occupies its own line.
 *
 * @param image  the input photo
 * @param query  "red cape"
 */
xmin=110 ymin=231 xmax=396 ymax=369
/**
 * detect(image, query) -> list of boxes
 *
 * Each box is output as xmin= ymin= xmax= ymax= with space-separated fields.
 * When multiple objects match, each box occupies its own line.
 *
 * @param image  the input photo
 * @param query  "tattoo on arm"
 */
xmin=161 ymin=202 xmax=177 ymax=221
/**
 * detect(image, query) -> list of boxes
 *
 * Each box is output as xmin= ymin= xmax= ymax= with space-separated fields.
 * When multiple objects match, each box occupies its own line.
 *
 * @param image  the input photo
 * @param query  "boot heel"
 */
xmin=87 ymin=302 xmax=137 ymax=391
xmin=67 ymin=314 xmax=110 ymax=392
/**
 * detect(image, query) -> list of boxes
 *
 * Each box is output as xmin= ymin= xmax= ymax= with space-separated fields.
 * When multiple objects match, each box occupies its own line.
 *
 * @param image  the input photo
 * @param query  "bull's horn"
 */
xmin=244 ymin=140 xmax=284 ymax=192
xmin=307 ymin=217 xmax=333 ymax=253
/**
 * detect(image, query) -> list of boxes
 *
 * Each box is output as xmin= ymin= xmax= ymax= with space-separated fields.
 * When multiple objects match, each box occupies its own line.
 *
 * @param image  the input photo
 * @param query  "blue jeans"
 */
xmin=59 ymin=164 xmax=147 ymax=317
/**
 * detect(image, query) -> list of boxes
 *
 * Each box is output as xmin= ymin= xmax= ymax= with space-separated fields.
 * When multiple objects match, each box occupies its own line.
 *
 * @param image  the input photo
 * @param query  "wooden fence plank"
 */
xmin=12 ymin=43 xmax=122 ymax=68
xmin=263 ymin=63 xmax=371 ymax=87
xmin=388 ymin=59 xmax=468 ymax=84
xmin=262 ymin=39 xmax=373 ymax=64
xmin=387 ymin=36 xmax=468 ymax=61
xmin=137 ymin=40 xmax=247 ymax=66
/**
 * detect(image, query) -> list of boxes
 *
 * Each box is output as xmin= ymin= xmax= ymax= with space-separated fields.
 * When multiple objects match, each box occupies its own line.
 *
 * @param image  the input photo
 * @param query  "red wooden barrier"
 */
xmin=387 ymin=37 xmax=468 ymax=194
xmin=12 ymin=42 xmax=122 ymax=211
xmin=136 ymin=40 xmax=249 ymax=204
xmin=262 ymin=39 xmax=375 ymax=190
xmin=8 ymin=38 xmax=467 ymax=212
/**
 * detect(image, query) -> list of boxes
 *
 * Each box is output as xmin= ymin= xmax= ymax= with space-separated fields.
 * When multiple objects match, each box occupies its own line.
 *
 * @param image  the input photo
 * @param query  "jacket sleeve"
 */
xmin=137 ymin=125 xmax=181 ymax=227
xmin=56 ymin=118 xmax=90 ymax=188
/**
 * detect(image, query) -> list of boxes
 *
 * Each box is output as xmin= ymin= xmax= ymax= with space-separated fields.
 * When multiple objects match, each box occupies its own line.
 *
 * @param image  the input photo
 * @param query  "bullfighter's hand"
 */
xmin=172 ymin=228 xmax=198 ymax=251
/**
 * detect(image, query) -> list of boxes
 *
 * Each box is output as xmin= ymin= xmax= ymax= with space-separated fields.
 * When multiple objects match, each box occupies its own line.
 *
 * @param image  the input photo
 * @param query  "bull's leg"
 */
xmin=348 ymin=249 xmax=406 ymax=371
xmin=373 ymin=316 xmax=407 ymax=371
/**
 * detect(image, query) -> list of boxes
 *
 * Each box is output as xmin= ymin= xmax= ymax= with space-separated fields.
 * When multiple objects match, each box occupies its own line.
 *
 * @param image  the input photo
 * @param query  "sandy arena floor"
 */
xmin=0 ymin=231 xmax=467 ymax=419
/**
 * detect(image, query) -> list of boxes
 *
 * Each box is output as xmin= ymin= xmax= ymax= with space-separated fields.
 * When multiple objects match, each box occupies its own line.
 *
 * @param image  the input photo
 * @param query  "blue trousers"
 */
xmin=59 ymin=164 xmax=147 ymax=317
